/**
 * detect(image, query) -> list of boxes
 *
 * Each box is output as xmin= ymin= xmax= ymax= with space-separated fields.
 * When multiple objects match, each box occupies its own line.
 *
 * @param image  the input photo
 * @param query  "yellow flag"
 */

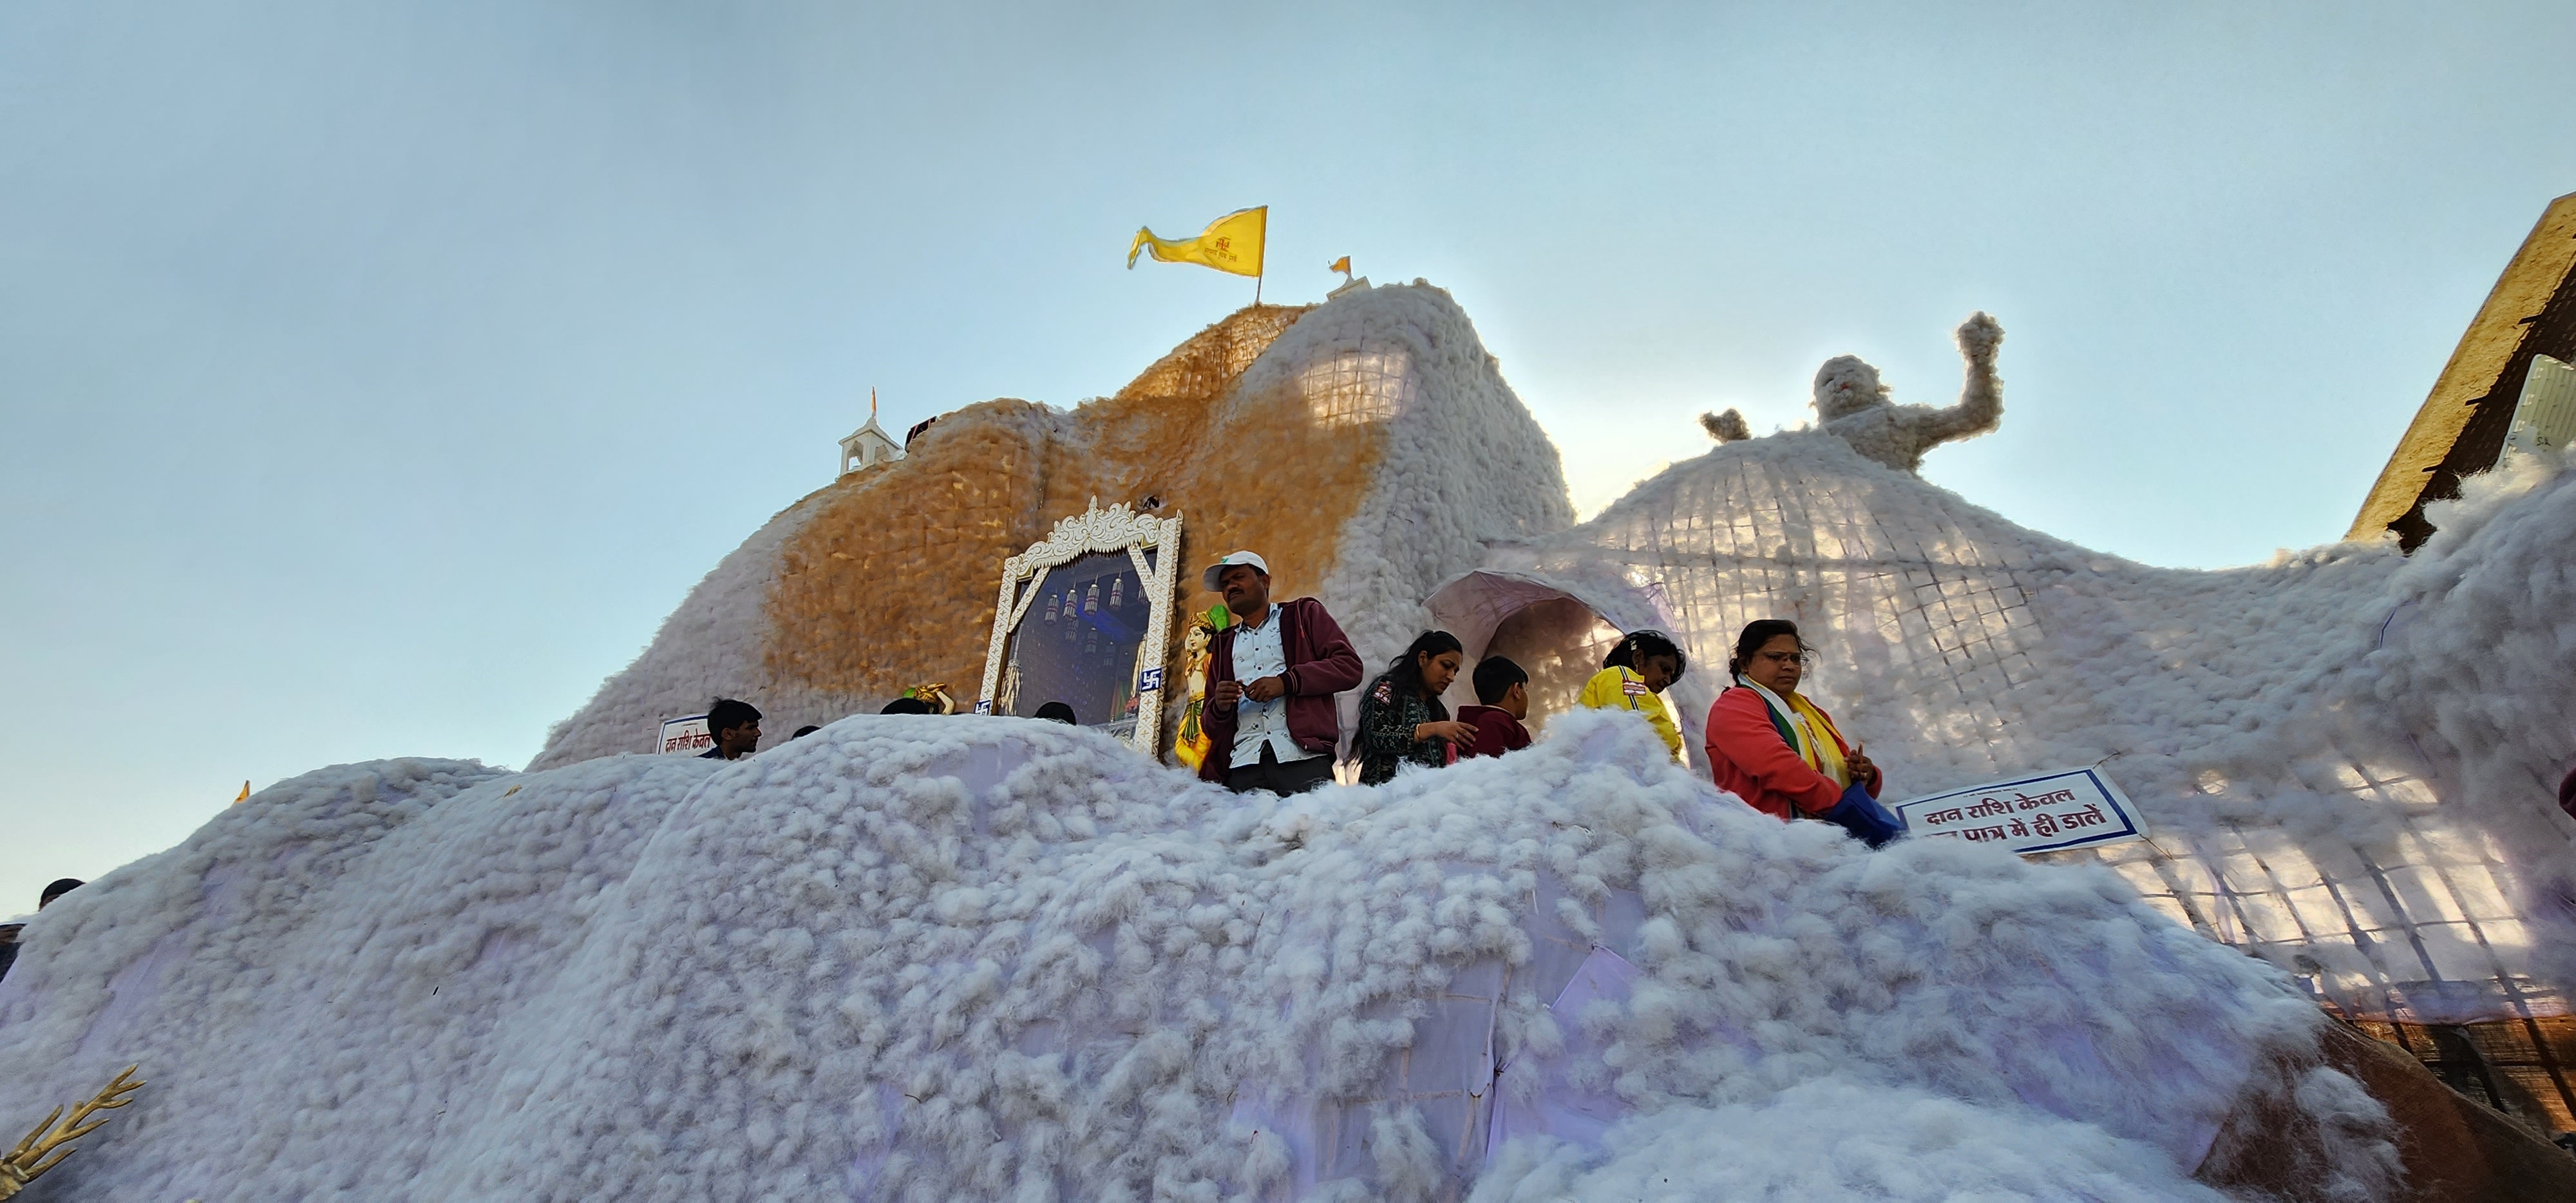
xmin=1127 ymin=207 xmax=1266 ymax=278
xmin=234 ymin=780 xmax=250 ymax=804
xmin=1329 ymin=256 xmax=1350 ymax=275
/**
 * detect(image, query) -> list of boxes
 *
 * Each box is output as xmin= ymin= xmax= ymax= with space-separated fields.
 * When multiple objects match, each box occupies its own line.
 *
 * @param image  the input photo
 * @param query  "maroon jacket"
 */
xmin=1456 ymin=705 xmax=1531 ymax=759
xmin=1198 ymin=597 xmax=1365 ymax=784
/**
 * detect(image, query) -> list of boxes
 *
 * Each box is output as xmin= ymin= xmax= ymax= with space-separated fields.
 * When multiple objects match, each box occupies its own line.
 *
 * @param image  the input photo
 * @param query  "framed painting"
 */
xmin=975 ymin=500 xmax=1184 ymax=756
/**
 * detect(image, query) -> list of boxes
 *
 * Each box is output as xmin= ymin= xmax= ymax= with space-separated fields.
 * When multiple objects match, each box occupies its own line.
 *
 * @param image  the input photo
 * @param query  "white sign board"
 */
xmin=1891 ymin=767 xmax=2145 ymax=855
xmin=656 ymin=714 xmax=712 ymax=756
xmin=2506 ymin=354 xmax=2576 ymax=459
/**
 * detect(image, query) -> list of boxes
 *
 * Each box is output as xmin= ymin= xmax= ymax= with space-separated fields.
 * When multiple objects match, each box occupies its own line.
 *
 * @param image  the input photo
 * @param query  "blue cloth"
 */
xmin=1818 ymin=781 xmax=1906 ymax=848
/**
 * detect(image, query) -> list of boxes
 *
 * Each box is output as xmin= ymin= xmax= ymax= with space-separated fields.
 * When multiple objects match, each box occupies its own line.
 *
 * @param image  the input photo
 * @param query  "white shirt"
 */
xmin=1229 ymin=606 xmax=1316 ymax=768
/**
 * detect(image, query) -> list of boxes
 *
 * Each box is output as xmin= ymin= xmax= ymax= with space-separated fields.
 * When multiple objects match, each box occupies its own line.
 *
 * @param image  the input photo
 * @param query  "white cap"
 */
xmin=1202 ymin=550 xmax=1270 ymax=591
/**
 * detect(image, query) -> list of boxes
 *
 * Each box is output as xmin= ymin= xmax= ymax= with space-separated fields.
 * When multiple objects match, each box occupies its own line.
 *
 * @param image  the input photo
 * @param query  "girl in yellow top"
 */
xmin=1575 ymin=629 xmax=1689 ymax=763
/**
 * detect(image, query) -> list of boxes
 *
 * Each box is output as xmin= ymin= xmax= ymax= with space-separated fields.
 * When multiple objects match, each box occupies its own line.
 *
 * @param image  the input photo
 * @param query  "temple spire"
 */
xmin=838 ymin=388 xmax=904 ymax=477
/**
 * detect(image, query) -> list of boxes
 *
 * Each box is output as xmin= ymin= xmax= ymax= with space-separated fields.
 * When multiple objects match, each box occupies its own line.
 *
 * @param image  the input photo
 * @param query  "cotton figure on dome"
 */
xmin=1698 ymin=407 xmax=1752 ymax=442
xmin=1812 ymin=312 xmax=2004 ymax=472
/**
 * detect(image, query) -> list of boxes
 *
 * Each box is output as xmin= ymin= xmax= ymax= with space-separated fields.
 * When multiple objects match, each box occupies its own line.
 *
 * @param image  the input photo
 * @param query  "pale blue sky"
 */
xmin=5 ymin=1 xmax=2572 ymax=911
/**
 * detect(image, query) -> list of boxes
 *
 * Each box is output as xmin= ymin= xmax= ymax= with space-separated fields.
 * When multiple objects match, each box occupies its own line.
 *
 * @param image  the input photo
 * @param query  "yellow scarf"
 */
xmin=1791 ymin=694 xmax=1852 ymax=788
xmin=1744 ymin=681 xmax=1851 ymax=788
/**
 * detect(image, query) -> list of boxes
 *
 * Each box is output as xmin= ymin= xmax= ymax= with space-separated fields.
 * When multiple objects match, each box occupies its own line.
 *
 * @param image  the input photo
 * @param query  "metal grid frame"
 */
xmin=1500 ymin=442 xmax=2557 ymax=1025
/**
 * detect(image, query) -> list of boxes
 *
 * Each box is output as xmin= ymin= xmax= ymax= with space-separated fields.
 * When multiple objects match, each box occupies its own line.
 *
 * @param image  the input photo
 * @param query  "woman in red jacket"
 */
xmin=1703 ymin=619 xmax=1905 ymax=847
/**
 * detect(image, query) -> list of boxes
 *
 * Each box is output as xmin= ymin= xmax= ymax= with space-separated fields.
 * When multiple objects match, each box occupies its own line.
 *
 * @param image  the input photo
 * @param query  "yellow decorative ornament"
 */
xmin=0 ymin=1065 xmax=145 ymax=1200
xmin=1171 ymin=605 xmax=1230 ymax=770
xmin=907 ymin=683 xmax=959 ymax=715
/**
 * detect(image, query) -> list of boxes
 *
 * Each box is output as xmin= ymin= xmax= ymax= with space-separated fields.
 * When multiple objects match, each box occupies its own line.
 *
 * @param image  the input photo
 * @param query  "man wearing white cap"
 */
xmin=1197 ymin=550 xmax=1365 ymax=795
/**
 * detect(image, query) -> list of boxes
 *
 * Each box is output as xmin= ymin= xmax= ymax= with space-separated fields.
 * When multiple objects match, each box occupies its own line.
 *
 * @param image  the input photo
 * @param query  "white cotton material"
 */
xmin=1283 ymin=283 xmax=1577 ymax=664
xmin=0 ymin=710 xmax=2391 ymax=1200
xmin=1473 ymin=431 xmax=2576 ymax=1022
xmin=2360 ymin=450 xmax=2576 ymax=994
xmin=1809 ymin=311 xmax=2005 ymax=474
xmin=529 ymin=283 xmax=1573 ymax=770
xmin=1466 ymin=1081 xmax=2235 ymax=1203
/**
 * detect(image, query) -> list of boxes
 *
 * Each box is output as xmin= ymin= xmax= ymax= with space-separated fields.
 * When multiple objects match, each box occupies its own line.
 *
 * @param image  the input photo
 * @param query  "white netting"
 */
xmin=1460 ymin=431 xmax=2576 ymax=1023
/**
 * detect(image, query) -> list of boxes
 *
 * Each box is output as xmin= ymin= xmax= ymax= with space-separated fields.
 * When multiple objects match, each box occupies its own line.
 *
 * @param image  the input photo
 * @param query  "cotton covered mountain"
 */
xmin=532 ymin=283 xmax=1573 ymax=768
xmin=6 ymin=283 xmax=2575 ymax=1199
xmin=0 ymin=714 xmax=2410 ymax=1200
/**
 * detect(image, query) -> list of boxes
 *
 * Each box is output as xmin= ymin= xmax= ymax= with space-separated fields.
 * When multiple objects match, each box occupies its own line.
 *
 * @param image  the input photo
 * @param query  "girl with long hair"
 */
xmin=1355 ymin=630 xmax=1473 ymax=785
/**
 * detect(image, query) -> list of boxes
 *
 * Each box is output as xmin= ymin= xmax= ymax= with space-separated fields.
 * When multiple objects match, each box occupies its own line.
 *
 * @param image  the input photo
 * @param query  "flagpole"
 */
xmin=1253 ymin=207 xmax=1267 ymax=305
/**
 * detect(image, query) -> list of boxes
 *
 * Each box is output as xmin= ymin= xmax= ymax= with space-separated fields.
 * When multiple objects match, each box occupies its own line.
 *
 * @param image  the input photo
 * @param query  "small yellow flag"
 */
xmin=1127 ymin=206 xmax=1266 ymax=278
xmin=234 ymin=780 xmax=250 ymax=804
xmin=1329 ymin=256 xmax=1350 ymax=275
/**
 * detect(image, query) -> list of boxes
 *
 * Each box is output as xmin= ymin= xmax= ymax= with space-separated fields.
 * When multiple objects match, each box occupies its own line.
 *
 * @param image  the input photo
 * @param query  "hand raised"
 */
xmin=1211 ymin=679 xmax=1244 ymax=708
xmin=1846 ymin=742 xmax=1877 ymax=783
xmin=1420 ymin=720 xmax=1478 ymax=744
xmin=1955 ymin=311 xmax=2003 ymax=366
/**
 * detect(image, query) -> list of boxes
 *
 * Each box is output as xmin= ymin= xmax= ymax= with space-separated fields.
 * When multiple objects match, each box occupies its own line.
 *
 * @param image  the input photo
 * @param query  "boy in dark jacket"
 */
xmin=1458 ymin=656 xmax=1533 ymax=759
xmin=1199 ymin=551 xmax=1365 ymax=795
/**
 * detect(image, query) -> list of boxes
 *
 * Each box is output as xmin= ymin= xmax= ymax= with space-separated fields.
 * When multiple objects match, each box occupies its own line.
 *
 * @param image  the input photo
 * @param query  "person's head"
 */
xmin=1729 ymin=619 xmax=1811 ymax=696
xmin=1604 ymin=630 xmax=1688 ymax=693
xmin=1812 ymin=355 xmax=1890 ymax=421
xmin=790 ymin=725 xmax=822 ymax=740
xmin=1388 ymin=630 xmax=1466 ymax=700
xmin=1472 ymin=656 xmax=1530 ymax=719
xmin=706 ymin=698 xmax=762 ymax=759
xmin=39 ymin=878 xmax=82 ymax=909
xmin=1203 ymin=551 xmax=1273 ymax=620
xmin=880 ymin=697 xmax=933 ymax=715
xmin=1034 ymin=701 xmax=1078 ymax=725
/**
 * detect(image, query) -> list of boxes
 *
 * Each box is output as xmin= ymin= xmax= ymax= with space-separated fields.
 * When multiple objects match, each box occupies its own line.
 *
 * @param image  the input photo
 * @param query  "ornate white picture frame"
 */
xmin=976 ymin=499 xmax=1185 ymax=757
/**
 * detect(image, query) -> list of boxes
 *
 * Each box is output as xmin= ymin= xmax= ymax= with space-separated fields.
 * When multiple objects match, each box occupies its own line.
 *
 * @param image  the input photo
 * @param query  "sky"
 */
xmin=4 ymin=1 xmax=2573 ymax=912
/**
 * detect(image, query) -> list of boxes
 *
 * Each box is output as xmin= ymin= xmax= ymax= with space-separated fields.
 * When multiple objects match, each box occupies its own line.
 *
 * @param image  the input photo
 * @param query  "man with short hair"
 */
xmin=701 ymin=698 xmax=762 ymax=760
xmin=1199 ymin=551 xmax=1364 ymax=796
xmin=1459 ymin=656 xmax=1533 ymax=759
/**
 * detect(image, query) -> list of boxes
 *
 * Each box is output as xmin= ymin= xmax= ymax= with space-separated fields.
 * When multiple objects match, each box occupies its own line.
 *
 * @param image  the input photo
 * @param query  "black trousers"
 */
xmin=1226 ymin=744 xmax=1335 ymax=796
